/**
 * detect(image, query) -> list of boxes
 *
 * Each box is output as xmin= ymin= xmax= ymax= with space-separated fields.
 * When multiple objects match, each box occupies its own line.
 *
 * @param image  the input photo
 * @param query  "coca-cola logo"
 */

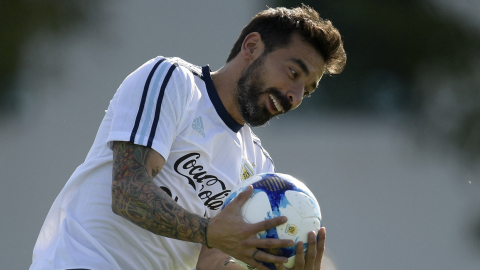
xmin=174 ymin=153 xmax=230 ymax=210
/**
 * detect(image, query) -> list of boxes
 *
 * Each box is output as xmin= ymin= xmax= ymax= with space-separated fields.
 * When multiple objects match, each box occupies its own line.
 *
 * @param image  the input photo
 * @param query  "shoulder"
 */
xmin=158 ymin=57 xmax=204 ymax=90
xmin=168 ymin=57 xmax=202 ymax=78
xmin=125 ymin=56 xmax=202 ymax=88
xmin=110 ymin=57 xmax=204 ymax=118
xmin=131 ymin=57 xmax=205 ymax=105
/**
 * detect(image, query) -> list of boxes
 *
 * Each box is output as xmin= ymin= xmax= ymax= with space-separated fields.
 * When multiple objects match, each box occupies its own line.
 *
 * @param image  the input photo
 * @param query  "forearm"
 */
xmin=111 ymin=141 xmax=208 ymax=244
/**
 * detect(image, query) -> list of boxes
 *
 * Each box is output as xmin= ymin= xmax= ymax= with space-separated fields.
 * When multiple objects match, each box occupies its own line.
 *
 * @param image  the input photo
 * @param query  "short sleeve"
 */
xmin=106 ymin=57 xmax=194 ymax=161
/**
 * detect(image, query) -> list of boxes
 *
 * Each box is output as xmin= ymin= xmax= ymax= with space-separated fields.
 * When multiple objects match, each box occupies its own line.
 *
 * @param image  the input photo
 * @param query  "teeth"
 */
xmin=270 ymin=94 xmax=283 ymax=112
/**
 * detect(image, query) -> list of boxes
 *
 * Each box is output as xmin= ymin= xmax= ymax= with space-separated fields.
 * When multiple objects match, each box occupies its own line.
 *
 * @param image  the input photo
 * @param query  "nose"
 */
xmin=287 ymin=82 xmax=304 ymax=110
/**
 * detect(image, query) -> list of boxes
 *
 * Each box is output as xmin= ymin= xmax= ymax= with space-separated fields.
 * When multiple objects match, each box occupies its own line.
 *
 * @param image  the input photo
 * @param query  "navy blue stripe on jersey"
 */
xmin=130 ymin=58 xmax=166 ymax=143
xmin=147 ymin=62 xmax=179 ymax=148
xmin=201 ymin=65 xmax=243 ymax=133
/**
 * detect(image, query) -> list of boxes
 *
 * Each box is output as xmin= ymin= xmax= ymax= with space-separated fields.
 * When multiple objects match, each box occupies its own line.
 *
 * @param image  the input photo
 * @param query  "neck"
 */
xmin=210 ymin=60 xmax=246 ymax=125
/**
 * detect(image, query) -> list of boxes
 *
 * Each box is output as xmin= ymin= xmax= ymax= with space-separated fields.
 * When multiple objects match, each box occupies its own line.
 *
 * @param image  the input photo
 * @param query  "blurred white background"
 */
xmin=1 ymin=1 xmax=479 ymax=269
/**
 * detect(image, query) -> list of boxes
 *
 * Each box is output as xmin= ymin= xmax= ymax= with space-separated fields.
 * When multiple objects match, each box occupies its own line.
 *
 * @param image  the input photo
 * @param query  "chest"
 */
xmin=157 ymin=108 xmax=257 ymax=216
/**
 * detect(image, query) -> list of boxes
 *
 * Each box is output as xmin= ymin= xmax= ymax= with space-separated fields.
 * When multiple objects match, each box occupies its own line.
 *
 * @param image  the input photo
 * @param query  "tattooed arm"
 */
xmin=112 ymin=141 xmax=208 ymax=244
xmin=112 ymin=141 xmax=294 ymax=270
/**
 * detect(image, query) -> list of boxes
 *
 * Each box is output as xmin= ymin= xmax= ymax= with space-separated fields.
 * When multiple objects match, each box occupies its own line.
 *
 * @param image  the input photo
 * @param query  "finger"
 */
xmin=242 ymin=237 xmax=295 ymax=249
xmin=294 ymin=241 xmax=306 ymax=269
xmin=305 ymin=231 xmax=317 ymax=269
xmin=252 ymin=250 xmax=288 ymax=265
xmin=224 ymin=185 xmax=254 ymax=210
xmin=243 ymin=250 xmax=288 ymax=270
xmin=248 ymin=215 xmax=288 ymax=234
xmin=314 ymin=227 xmax=326 ymax=269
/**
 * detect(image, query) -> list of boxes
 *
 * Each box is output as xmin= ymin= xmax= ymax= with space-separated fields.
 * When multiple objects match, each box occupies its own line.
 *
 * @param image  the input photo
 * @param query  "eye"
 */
xmin=290 ymin=68 xmax=298 ymax=79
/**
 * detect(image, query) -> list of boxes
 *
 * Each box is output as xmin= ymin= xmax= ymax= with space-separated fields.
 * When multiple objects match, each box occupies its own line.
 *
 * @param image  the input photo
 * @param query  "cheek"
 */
xmin=261 ymin=60 xmax=281 ymax=84
xmin=263 ymin=69 xmax=289 ymax=90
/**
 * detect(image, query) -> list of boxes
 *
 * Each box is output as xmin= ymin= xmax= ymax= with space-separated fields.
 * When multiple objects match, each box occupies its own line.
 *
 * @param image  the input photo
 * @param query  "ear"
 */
xmin=241 ymin=32 xmax=265 ymax=61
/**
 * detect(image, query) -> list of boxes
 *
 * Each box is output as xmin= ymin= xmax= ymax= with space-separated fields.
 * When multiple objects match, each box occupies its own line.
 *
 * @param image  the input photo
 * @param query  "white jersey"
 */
xmin=30 ymin=57 xmax=275 ymax=270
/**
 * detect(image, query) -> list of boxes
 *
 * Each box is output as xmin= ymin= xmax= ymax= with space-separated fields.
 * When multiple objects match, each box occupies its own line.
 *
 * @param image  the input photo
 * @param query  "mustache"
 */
xmin=267 ymin=87 xmax=292 ymax=113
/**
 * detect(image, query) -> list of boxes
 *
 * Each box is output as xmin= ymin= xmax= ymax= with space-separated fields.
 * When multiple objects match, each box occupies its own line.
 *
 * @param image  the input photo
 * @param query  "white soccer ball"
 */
xmin=222 ymin=173 xmax=322 ymax=270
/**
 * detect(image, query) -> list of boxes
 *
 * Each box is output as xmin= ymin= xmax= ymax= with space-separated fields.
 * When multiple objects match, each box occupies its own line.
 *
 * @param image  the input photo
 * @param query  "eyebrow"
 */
xmin=288 ymin=58 xmax=318 ymax=91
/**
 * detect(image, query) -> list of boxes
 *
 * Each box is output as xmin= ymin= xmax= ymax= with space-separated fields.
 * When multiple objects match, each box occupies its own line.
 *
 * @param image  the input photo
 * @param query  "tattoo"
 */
xmin=111 ymin=141 xmax=208 ymax=245
xmin=151 ymin=167 xmax=160 ymax=178
xmin=224 ymin=257 xmax=236 ymax=266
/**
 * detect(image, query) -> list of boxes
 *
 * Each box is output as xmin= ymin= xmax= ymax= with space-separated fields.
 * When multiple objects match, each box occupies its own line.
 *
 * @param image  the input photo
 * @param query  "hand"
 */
xmin=277 ymin=227 xmax=326 ymax=270
xmin=207 ymin=185 xmax=295 ymax=270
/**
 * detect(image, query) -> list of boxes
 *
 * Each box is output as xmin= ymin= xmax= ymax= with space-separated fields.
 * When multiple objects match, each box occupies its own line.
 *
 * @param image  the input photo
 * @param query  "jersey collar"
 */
xmin=202 ymin=65 xmax=244 ymax=133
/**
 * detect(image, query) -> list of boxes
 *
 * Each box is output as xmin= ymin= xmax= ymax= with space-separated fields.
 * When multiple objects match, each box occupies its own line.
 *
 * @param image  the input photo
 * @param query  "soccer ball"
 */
xmin=222 ymin=173 xmax=322 ymax=270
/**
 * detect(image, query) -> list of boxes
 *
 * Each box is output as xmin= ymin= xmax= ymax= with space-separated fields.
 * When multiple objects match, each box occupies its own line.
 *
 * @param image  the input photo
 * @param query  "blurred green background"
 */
xmin=1 ymin=1 xmax=479 ymax=269
xmin=0 ymin=0 xmax=102 ymax=113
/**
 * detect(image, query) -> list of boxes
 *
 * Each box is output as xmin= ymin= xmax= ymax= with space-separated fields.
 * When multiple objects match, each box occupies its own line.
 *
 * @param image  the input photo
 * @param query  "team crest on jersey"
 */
xmin=241 ymin=160 xmax=254 ymax=181
xmin=192 ymin=116 xmax=205 ymax=137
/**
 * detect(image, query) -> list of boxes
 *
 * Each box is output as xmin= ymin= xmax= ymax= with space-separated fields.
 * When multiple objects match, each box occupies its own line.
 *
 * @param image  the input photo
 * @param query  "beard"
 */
xmin=236 ymin=55 xmax=292 ymax=127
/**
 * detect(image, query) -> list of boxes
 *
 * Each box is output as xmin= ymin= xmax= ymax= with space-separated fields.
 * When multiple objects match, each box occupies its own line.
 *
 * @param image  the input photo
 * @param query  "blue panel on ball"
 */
xmin=252 ymin=173 xmax=306 ymax=269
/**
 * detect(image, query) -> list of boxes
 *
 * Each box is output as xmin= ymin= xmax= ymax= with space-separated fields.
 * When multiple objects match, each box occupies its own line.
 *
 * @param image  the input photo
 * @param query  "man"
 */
xmin=30 ymin=5 xmax=346 ymax=270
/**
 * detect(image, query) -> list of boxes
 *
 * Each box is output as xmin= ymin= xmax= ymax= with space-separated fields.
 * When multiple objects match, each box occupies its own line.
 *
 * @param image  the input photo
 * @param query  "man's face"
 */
xmin=236 ymin=54 xmax=285 ymax=127
xmin=236 ymin=34 xmax=325 ymax=127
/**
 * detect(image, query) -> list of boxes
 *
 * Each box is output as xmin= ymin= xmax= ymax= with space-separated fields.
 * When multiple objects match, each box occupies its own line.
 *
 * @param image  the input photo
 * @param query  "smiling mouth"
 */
xmin=270 ymin=94 xmax=285 ymax=113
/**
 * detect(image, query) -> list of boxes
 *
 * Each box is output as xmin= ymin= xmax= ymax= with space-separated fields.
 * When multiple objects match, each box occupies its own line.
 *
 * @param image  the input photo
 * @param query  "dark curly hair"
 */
xmin=226 ymin=4 xmax=346 ymax=75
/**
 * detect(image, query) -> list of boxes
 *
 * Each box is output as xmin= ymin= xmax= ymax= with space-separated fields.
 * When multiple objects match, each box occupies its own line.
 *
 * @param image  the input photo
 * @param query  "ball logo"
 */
xmin=285 ymin=224 xmax=298 ymax=236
